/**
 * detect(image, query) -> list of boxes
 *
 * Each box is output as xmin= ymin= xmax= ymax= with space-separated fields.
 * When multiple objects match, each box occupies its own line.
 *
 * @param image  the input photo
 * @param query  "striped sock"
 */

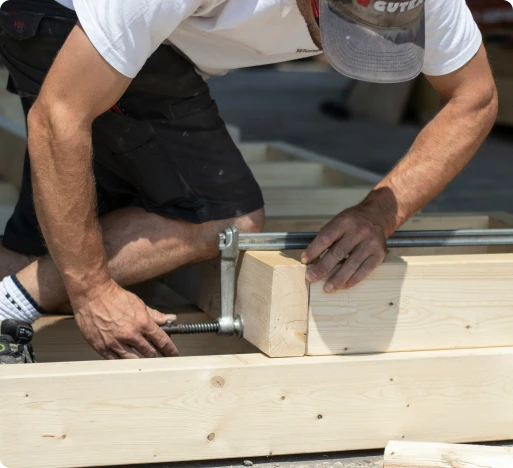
xmin=0 ymin=275 xmax=46 ymax=324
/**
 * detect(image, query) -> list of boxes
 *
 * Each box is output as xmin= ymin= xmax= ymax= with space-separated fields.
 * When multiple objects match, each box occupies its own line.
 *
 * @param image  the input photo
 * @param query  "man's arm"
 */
xmin=303 ymin=44 xmax=498 ymax=292
xmin=28 ymin=25 xmax=178 ymax=359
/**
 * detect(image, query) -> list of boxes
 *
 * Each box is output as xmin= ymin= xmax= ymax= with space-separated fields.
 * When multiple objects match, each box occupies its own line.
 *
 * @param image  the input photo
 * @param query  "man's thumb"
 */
xmin=146 ymin=307 xmax=176 ymax=325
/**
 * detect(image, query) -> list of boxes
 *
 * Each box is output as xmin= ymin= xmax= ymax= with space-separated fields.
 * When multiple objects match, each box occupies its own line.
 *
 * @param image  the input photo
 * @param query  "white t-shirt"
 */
xmin=54 ymin=0 xmax=482 ymax=80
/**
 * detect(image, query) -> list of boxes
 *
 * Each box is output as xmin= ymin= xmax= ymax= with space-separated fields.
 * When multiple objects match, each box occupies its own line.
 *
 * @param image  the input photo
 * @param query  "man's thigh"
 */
xmin=0 ymin=1 xmax=264 ymax=257
xmin=92 ymin=45 xmax=264 ymax=225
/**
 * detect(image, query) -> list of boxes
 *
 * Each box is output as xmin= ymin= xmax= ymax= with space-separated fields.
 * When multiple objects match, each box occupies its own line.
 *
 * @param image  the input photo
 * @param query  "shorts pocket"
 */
xmin=0 ymin=10 xmax=44 ymax=41
xmin=92 ymin=112 xmax=196 ymax=207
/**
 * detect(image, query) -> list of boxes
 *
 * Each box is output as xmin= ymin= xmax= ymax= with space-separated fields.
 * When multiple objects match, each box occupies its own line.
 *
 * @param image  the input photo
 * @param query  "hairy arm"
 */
xmin=365 ymin=44 xmax=498 ymax=236
xmin=27 ymin=25 xmax=178 ymax=358
xmin=28 ymin=25 xmax=130 ymax=297
xmin=304 ymin=44 xmax=498 ymax=291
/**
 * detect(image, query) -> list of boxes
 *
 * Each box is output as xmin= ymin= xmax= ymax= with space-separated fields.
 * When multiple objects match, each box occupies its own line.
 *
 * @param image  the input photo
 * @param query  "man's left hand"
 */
xmin=301 ymin=206 xmax=388 ymax=292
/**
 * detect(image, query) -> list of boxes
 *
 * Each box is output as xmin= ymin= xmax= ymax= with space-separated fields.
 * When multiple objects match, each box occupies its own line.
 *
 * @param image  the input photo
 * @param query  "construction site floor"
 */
xmin=128 ymin=451 xmax=383 ymax=468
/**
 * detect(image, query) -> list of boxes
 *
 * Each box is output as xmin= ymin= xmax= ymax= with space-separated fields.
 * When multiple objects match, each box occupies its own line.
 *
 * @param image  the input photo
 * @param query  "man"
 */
xmin=0 ymin=0 xmax=497 ymax=363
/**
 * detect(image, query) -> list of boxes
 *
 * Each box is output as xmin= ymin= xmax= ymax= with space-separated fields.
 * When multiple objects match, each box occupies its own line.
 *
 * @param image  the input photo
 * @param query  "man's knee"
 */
xmin=234 ymin=208 xmax=265 ymax=234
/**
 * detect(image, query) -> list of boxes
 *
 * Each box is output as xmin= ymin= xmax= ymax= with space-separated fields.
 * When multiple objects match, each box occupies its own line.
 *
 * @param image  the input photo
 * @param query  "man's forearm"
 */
xmin=359 ymin=89 xmax=498 ymax=237
xmin=27 ymin=105 xmax=110 ymax=300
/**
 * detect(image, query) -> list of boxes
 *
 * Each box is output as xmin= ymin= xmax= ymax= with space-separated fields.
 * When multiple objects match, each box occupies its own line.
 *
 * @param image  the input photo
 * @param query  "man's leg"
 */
xmin=17 ymin=206 xmax=264 ymax=311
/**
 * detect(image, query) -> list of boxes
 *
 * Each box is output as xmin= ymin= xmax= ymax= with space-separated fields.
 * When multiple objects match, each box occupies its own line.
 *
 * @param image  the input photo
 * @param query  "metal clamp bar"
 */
xmin=164 ymin=227 xmax=513 ymax=339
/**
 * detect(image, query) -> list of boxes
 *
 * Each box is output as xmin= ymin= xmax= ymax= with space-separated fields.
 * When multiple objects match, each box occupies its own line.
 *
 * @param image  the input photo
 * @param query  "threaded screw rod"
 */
xmin=162 ymin=321 xmax=221 ymax=335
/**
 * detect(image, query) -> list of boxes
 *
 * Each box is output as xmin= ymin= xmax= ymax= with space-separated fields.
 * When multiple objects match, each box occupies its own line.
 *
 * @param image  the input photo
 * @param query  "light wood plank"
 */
xmin=264 ymin=213 xmax=492 ymax=234
xmin=487 ymin=212 xmax=513 ymax=254
xmin=3 ymin=348 xmax=513 ymax=468
xmin=238 ymin=141 xmax=382 ymax=186
xmin=269 ymin=141 xmax=382 ymax=185
xmin=165 ymin=251 xmax=308 ymax=357
xmin=235 ymin=251 xmax=308 ymax=357
xmin=384 ymin=441 xmax=513 ymax=468
xmin=249 ymin=161 xmax=326 ymax=187
xmin=307 ymin=253 xmax=513 ymax=355
xmin=263 ymin=187 xmax=372 ymax=217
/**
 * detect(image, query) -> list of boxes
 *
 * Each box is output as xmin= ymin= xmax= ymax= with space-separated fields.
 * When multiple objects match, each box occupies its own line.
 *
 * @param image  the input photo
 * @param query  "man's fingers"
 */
xmin=306 ymin=227 xmax=370 ymax=284
xmin=324 ymin=250 xmax=384 ymax=292
xmin=342 ymin=255 xmax=384 ymax=290
xmin=146 ymin=307 xmax=177 ymax=326
xmin=111 ymin=343 xmax=140 ymax=360
xmin=323 ymin=251 xmax=366 ymax=292
xmin=126 ymin=334 xmax=162 ymax=358
xmin=302 ymin=219 xmax=346 ymax=266
xmin=145 ymin=325 xmax=180 ymax=358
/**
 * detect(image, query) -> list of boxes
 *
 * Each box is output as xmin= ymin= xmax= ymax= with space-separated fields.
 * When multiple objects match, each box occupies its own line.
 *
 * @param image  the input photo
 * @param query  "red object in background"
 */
xmin=466 ymin=0 xmax=513 ymax=29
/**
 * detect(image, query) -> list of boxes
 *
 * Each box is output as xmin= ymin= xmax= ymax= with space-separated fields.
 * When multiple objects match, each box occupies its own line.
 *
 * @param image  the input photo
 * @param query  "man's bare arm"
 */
xmin=28 ymin=25 xmax=178 ymax=359
xmin=304 ymin=44 xmax=498 ymax=291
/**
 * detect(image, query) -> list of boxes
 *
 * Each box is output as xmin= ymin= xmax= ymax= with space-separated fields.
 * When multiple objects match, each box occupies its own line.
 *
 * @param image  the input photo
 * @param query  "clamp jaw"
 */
xmin=162 ymin=226 xmax=243 ymax=338
xmin=218 ymin=226 xmax=244 ymax=337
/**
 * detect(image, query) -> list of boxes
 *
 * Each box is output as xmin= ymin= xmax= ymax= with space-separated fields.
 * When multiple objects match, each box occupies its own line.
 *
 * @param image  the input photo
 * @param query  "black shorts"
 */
xmin=0 ymin=0 xmax=264 ymax=256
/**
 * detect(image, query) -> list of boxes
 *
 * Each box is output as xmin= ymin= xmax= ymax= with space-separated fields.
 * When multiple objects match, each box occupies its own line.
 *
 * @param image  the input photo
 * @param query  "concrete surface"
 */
xmin=117 ymin=450 xmax=383 ymax=468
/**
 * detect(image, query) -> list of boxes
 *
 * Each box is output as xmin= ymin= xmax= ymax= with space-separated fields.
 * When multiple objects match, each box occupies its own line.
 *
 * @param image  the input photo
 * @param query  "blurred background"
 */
xmin=0 ymin=0 xmax=512 ymax=221
xmin=206 ymin=0 xmax=513 ymax=213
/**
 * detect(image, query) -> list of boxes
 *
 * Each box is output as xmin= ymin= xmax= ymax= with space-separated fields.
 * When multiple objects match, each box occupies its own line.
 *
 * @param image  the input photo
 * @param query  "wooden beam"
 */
xmin=263 ymin=187 xmax=371 ymax=217
xmin=307 ymin=253 xmax=513 ymax=355
xmin=238 ymin=141 xmax=382 ymax=186
xmin=248 ymin=161 xmax=326 ymax=187
xmin=268 ymin=141 xmax=383 ymax=185
xmin=384 ymin=441 xmax=513 ymax=468
xmin=263 ymin=213 xmax=492 ymax=234
xmin=3 ymin=347 xmax=513 ymax=468
xmin=235 ymin=251 xmax=308 ymax=357
xmin=165 ymin=251 xmax=308 ymax=357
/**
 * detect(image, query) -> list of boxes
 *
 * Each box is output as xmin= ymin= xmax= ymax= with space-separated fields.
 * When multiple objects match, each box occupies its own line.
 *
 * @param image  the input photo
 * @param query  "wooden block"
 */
xmin=263 ymin=187 xmax=371 ymax=217
xmin=3 ymin=347 xmax=513 ymax=468
xmin=307 ymin=253 xmax=513 ymax=355
xmin=249 ymin=161 xmax=326 ymax=187
xmin=235 ymin=251 xmax=308 ymax=357
xmin=384 ymin=440 xmax=513 ymax=468
xmin=238 ymin=141 xmax=382 ymax=186
xmin=264 ymin=213 xmax=492 ymax=236
xmin=165 ymin=251 xmax=308 ymax=357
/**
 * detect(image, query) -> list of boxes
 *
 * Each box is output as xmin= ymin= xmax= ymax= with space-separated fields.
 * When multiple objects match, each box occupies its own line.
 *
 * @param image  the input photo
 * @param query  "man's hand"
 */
xmin=73 ymin=280 xmax=179 ymax=359
xmin=301 ymin=206 xmax=387 ymax=292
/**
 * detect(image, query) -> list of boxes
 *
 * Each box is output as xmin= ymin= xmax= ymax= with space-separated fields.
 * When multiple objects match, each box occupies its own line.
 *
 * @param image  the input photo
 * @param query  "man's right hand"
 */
xmin=72 ymin=280 xmax=179 ymax=360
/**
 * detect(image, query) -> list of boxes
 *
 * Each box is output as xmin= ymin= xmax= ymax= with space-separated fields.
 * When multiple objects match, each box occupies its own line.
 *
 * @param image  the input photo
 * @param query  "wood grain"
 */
xmin=235 ymin=251 xmax=308 ymax=357
xmin=165 ymin=251 xmax=308 ymax=357
xmin=384 ymin=441 xmax=513 ymax=468
xmin=3 ymin=348 xmax=513 ymax=468
xmin=307 ymin=253 xmax=513 ymax=355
